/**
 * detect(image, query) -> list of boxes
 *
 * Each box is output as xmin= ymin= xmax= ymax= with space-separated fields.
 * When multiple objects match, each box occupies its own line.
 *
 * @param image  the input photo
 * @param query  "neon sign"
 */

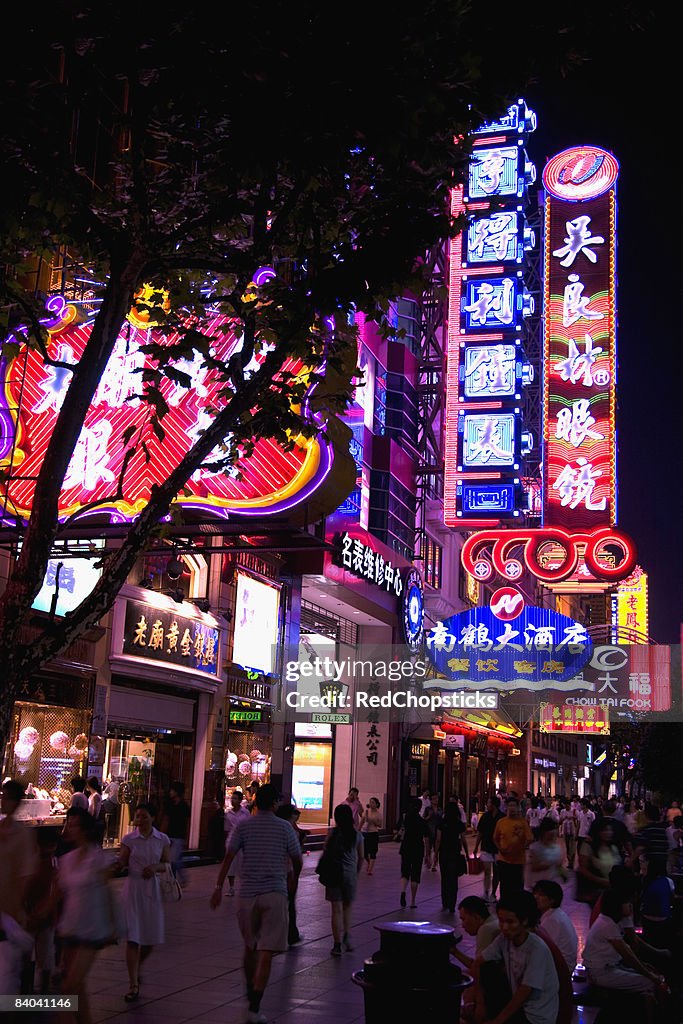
xmin=426 ymin=604 xmax=592 ymax=689
xmin=444 ymin=101 xmax=537 ymax=526
xmin=0 ymin=311 xmax=337 ymax=524
xmin=543 ymin=145 xmax=618 ymax=530
xmin=460 ymin=526 xmax=637 ymax=584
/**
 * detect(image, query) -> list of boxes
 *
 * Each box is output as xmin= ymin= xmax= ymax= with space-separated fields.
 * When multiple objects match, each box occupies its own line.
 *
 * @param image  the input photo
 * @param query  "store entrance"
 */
xmin=103 ymin=728 xmax=194 ymax=846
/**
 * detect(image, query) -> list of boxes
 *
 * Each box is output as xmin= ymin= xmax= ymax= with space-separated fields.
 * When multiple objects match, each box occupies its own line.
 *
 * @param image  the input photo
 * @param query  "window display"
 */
xmin=3 ymin=702 xmax=92 ymax=824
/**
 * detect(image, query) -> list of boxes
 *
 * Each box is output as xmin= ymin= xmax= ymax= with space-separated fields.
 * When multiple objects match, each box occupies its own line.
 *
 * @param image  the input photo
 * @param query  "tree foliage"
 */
xmin=0 ymin=2 xmax=647 ymax=748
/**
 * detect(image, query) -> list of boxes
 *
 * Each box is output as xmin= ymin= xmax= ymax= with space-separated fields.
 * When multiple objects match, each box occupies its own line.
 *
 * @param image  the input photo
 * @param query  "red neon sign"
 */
xmin=0 ymin=312 xmax=334 ymax=524
xmin=460 ymin=526 xmax=637 ymax=585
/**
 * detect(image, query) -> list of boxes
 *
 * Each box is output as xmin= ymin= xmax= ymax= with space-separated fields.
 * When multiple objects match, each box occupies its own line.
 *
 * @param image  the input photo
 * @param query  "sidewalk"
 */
xmin=84 ymin=845 xmax=598 ymax=1024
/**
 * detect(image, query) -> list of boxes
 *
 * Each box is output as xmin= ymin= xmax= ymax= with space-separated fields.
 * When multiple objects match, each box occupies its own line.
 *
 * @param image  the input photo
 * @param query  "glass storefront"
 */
xmin=102 ymin=727 xmax=194 ymax=846
xmin=292 ymin=737 xmax=333 ymax=825
xmin=224 ymin=701 xmax=272 ymax=806
xmin=4 ymin=701 xmax=92 ymax=826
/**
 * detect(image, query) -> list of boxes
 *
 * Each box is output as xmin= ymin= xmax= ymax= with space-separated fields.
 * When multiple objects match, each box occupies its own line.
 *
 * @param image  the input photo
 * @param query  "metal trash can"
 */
xmin=351 ymin=920 xmax=472 ymax=1022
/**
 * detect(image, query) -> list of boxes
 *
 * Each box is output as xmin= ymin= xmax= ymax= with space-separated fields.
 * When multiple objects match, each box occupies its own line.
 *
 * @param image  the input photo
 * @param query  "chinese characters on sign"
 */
xmin=336 ymin=532 xmax=404 ymax=597
xmin=122 ymin=599 xmax=220 ymax=676
xmin=542 ymin=147 xmax=618 ymax=529
xmin=425 ymin=605 xmax=592 ymax=689
xmin=539 ymin=703 xmax=610 ymax=735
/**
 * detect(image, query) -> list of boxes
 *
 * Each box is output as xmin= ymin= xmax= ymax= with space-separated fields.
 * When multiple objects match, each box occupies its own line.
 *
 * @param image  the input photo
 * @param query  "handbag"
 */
xmin=315 ymin=836 xmax=343 ymax=888
xmin=158 ymin=864 xmax=183 ymax=903
xmin=456 ymin=853 xmax=469 ymax=877
xmin=467 ymin=855 xmax=484 ymax=875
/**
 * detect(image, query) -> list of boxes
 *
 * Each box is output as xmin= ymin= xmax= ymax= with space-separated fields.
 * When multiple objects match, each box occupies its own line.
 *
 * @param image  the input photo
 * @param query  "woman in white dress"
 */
xmin=115 ymin=802 xmax=171 ymax=1002
xmin=56 ymin=807 xmax=114 ymax=1024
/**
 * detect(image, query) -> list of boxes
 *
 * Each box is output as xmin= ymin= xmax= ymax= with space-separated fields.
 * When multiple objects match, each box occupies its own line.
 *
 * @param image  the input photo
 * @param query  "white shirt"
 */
xmin=577 ymin=809 xmax=595 ymax=838
xmin=482 ymin=932 xmax=559 ymax=1024
xmin=582 ymin=914 xmax=623 ymax=977
xmin=540 ymin=907 xmax=578 ymax=975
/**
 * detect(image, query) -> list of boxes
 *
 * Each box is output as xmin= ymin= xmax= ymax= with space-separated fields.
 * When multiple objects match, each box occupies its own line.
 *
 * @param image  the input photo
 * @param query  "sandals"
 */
xmin=124 ymin=986 xmax=140 ymax=1002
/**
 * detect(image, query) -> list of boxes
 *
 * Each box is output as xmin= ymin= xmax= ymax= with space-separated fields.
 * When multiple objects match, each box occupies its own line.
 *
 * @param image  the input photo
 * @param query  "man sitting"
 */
xmin=532 ymin=880 xmax=578 ymax=976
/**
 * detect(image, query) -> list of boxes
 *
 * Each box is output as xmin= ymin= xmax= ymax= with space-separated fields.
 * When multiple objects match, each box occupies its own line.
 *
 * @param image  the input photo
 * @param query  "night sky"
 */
xmin=523 ymin=17 xmax=680 ymax=644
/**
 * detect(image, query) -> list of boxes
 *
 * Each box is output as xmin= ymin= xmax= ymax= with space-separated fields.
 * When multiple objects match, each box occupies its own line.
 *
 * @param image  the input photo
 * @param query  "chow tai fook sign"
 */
xmin=542 ymin=146 xmax=619 ymax=530
xmin=121 ymin=597 xmax=220 ymax=678
xmin=0 ymin=304 xmax=345 ymax=527
xmin=539 ymin=702 xmax=610 ymax=735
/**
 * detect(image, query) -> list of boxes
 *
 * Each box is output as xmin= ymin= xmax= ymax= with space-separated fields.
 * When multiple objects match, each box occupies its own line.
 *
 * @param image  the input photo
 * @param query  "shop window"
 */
xmin=420 ymin=535 xmax=442 ymax=590
xmin=5 ymin=702 xmax=92 ymax=824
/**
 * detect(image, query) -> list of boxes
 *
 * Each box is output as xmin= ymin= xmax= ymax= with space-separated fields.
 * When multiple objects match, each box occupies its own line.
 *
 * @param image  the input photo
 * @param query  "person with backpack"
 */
xmin=319 ymin=803 xmax=363 ymax=957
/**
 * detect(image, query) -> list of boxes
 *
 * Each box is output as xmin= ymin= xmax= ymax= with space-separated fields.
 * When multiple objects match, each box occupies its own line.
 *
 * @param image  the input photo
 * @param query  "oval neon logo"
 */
xmin=543 ymin=146 xmax=619 ymax=201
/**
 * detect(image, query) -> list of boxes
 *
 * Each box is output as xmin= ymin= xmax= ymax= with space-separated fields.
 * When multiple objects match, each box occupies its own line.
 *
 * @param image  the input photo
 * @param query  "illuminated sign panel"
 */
xmin=463 ymin=345 xmax=518 ymax=398
xmin=542 ymin=146 xmax=618 ymax=529
xmin=466 ymin=212 xmax=521 ymax=264
xmin=426 ymin=605 xmax=592 ymax=689
xmin=468 ymin=146 xmax=523 ymax=199
xmin=444 ymin=101 xmax=537 ymax=527
xmin=613 ymin=567 xmax=649 ymax=640
xmin=122 ymin=598 xmax=220 ymax=676
xmin=0 ymin=312 xmax=336 ymax=525
xmin=461 ymin=412 xmax=517 ymax=468
xmin=539 ymin=702 xmax=609 ymax=735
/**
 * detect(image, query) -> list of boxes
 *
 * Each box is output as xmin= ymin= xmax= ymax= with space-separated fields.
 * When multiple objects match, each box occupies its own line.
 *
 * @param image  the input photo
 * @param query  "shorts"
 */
xmin=400 ymin=853 xmax=423 ymax=883
xmin=236 ymin=893 xmax=289 ymax=953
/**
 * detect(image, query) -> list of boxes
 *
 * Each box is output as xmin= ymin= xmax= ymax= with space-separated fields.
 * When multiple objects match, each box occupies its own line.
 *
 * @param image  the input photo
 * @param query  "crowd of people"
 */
xmin=3 ymin=772 xmax=683 ymax=1024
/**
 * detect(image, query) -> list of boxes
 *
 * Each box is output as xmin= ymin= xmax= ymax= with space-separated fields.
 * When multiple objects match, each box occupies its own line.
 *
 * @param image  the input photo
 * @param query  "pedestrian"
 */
xmin=474 ymin=795 xmax=504 ymax=902
xmin=86 ymin=777 xmax=104 ymax=846
xmin=634 ymin=802 xmax=670 ymax=873
xmin=434 ymin=801 xmax=466 ymax=914
xmin=419 ymin=789 xmax=431 ymax=816
xmin=54 ymin=807 xmax=115 ymax=1024
xmin=526 ymin=817 xmax=566 ymax=889
xmin=423 ymin=798 xmax=441 ymax=871
xmin=275 ymin=803 xmax=305 ymax=946
xmin=582 ymin=888 xmax=669 ymax=1024
xmin=101 ymin=777 xmax=120 ymax=846
xmin=559 ymin=799 xmax=578 ymax=869
xmin=532 ymin=879 xmax=579 ymax=976
xmin=344 ymin=787 xmax=363 ymax=830
xmin=69 ymin=776 xmax=88 ymax=812
xmin=223 ymin=790 xmax=250 ymax=896
xmin=25 ymin=827 xmax=60 ymax=994
xmin=575 ymin=819 xmax=620 ymax=908
xmin=321 ymin=803 xmax=363 ymax=957
xmin=0 ymin=779 xmax=38 ymax=994
xmin=246 ymin=780 xmax=261 ymax=813
xmin=492 ymin=796 xmax=533 ymax=899
xmin=161 ymin=781 xmax=191 ymax=888
xmin=451 ymin=895 xmax=500 ymax=1021
xmin=475 ymin=889 xmax=559 ymax=1024
xmin=360 ymin=797 xmax=382 ymax=875
xmin=210 ymin=783 xmax=302 ymax=1023
xmin=526 ymin=797 xmax=543 ymax=839
xmin=399 ymin=797 xmax=428 ymax=908
xmin=577 ymin=797 xmax=596 ymax=840
xmin=115 ymin=802 xmax=171 ymax=1003
xmin=639 ymin=859 xmax=676 ymax=951
xmin=666 ymin=800 xmax=680 ymax=825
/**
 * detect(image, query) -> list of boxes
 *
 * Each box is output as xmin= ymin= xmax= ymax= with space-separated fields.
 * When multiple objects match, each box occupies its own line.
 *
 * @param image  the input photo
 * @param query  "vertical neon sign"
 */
xmin=542 ymin=146 xmax=619 ymax=530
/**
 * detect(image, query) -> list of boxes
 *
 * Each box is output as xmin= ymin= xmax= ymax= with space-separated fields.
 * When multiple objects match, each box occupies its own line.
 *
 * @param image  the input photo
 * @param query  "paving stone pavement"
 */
xmin=71 ymin=844 xmax=600 ymax=1023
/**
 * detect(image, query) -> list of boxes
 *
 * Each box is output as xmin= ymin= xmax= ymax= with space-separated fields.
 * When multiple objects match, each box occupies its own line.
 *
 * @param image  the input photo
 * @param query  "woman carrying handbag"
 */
xmin=114 ymin=802 xmax=171 ymax=1003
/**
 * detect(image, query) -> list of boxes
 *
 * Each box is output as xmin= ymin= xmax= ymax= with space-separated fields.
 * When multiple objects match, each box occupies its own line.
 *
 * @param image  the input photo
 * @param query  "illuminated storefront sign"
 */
xmin=0 ymin=309 xmax=339 ymax=525
xmin=426 ymin=604 xmax=592 ymax=688
xmin=460 ymin=525 xmax=637 ymax=585
xmin=334 ymin=531 xmax=405 ymax=597
xmin=612 ymin=567 xmax=649 ymax=641
xmin=229 ymin=709 xmax=263 ymax=723
xmin=444 ymin=100 xmax=537 ymax=527
xmin=121 ymin=598 xmax=220 ymax=676
xmin=542 ymin=146 xmax=618 ymax=529
xmin=539 ymin=702 xmax=609 ymax=735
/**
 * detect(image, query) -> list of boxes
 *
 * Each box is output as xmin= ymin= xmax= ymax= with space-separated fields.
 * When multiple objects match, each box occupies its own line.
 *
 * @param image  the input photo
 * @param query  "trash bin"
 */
xmin=351 ymin=920 xmax=472 ymax=1022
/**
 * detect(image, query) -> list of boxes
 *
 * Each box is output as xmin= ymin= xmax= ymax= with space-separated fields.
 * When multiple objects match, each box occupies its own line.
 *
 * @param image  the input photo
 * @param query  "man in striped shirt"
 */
xmin=211 ymin=784 xmax=302 ymax=1024
xmin=634 ymin=803 xmax=669 ymax=871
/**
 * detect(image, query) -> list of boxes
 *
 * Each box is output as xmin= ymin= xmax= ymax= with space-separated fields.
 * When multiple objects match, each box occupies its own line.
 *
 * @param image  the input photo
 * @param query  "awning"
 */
xmin=440 ymin=705 xmax=522 ymax=740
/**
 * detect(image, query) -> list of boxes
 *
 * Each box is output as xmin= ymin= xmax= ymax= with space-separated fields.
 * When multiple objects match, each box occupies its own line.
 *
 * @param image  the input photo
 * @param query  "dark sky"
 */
xmin=522 ymin=17 xmax=680 ymax=644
